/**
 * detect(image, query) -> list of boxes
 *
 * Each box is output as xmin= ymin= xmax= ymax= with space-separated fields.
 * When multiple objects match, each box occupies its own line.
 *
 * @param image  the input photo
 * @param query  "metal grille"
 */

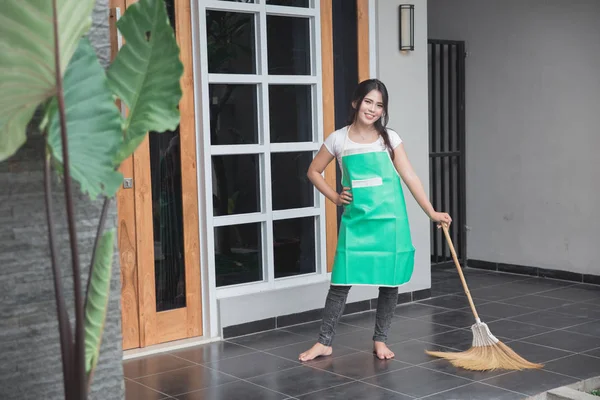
xmin=428 ymin=40 xmax=467 ymax=265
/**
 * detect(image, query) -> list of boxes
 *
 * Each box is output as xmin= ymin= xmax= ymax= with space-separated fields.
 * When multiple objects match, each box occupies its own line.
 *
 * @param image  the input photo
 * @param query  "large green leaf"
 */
xmin=47 ymin=38 xmax=124 ymax=199
xmin=0 ymin=0 xmax=96 ymax=161
xmin=107 ymin=0 xmax=183 ymax=166
xmin=84 ymin=229 xmax=115 ymax=375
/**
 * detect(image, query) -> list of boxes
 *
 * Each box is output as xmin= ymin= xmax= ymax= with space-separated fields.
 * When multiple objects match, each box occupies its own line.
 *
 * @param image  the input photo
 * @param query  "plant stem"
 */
xmin=52 ymin=0 xmax=86 ymax=397
xmin=86 ymin=197 xmax=112 ymax=300
xmin=86 ymin=197 xmax=111 ymax=301
xmin=84 ymin=196 xmax=111 ymax=390
xmin=43 ymin=146 xmax=74 ymax=400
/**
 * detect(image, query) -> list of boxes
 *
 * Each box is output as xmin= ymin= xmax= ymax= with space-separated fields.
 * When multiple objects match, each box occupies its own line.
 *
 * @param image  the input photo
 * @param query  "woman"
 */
xmin=299 ymin=79 xmax=452 ymax=361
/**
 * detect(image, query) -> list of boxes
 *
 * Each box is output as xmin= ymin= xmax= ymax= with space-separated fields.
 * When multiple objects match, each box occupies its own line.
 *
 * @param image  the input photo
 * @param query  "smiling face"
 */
xmin=354 ymin=89 xmax=384 ymax=127
xmin=347 ymin=79 xmax=390 ymax=131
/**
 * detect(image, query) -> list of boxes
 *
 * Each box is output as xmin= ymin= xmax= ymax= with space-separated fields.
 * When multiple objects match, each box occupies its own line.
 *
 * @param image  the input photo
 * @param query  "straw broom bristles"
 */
xmin=426 ymin=224 xmax=544 ymax=371
xmin=425 ymin=320 xmax=544 ymax=371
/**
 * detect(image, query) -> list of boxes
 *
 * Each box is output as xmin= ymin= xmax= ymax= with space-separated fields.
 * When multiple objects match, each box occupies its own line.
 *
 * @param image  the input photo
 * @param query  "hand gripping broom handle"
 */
xmin=441 ymin=223 xmax=480 ymax=321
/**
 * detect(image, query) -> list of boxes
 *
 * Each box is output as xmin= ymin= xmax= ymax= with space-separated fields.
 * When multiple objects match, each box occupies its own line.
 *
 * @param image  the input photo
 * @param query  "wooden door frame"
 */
xmin=111 ymin=0 xmax=140 ymax=350
xmin=321 ymin=0 xmax=336 ymax=272
xmin=357 ymin=0 xmax=370 ymax=83
xmin=112 ymin=0 xmax=202 ymax=349
xmin=323 ymin=0 xmax=371 ymax=271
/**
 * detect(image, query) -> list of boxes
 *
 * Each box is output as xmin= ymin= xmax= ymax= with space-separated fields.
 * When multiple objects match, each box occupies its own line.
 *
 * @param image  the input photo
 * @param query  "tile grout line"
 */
xmin=464 ymin=266 xmax=593 ymax=286
xmin=415 ymin=361 xmax=516 ymax=384
xmin=261 ymin=350 xmax=338 ymax=370
xmin=414 ymin=335 xmax=472 ymax=352
xmin=475 ymin=380 xmax=531 ymax=398
xmin=499 ymin=327 xmax=563 ymax=343
xmin=558 ymin=325 xmax=600 ymax=339
xmin=168 ymin=348 xmax=261 ymax=366
xmin=355 ymin=363 xmax=476 ymax=399
xmin=130 ymin=350 xmax=302 ymax=398
xmin=505 ymin=339 xmax=578 ymax=355
xmin=396 ymin=306 xmax=529 ymax=330
xmin=129 ymin=364 xmax=201 ymax=381
xmin=518 ymin=365 xmax=588 ymax=383
xmin=229 ymin=360 xmax=303 ymax=381
xmin=358 ymin=379 xmax=417 ymax=398
xmin=124 ymin=377 xmax=177 ymax=399
xmin=252 ymin=354 xmax=424 ymax=399
xmin=255 ymin=345 xmax=454 ymax=398
xmin=532 ymin=292 xmax=600 ymax=303
xmin=519 ymin=326 xmax=600 ymax=346
xmin=301 ymin=350 xmax=416 ymax=381
xmin=220 ymin=340 xmax=270 ymax=351
xmin=541 ymin=353 xmax=583 ymax=366
xmin=278 ymin=307 xmax=415 ymax=335
xmin=492 ymin=311 xmax=589 ymax=330
xmin=582 ymin=346 xmax=600 ymax=359
xmin=227 ymin=329 xmax=308 ymax=343
xmin=291 ymin=381 xmax=360 ymax=398
xmin=512 ymin=316 xmax=600 ymax=332
xmin=274 ymin=325 xmax=369 ymax=345
xmin=144 ymin=340 xmax=265 ymax=366
xmin=181 ymin=376 xmax=293 ymax=399
xmin=179 ymin=359 xmax=299 ymax=399
xmin=409 ymin=363 xmax=495 ymax=383
xmin=416 ymin=381 xmax=487 ymax=400
xmin=359 ymin=362 xmax=415 ymax=381
xmin=278 ymin=318 xmax=368 ymax=331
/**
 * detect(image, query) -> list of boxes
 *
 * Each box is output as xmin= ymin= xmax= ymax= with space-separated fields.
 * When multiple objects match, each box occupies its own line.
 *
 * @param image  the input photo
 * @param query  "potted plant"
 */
xmin=0 ymin=0 xmax=183 ymax=398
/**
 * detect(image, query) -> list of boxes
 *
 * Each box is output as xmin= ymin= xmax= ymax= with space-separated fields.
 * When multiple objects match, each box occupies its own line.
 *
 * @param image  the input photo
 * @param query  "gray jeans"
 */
xmin=317 ymin=285 xmax=398 ymax=346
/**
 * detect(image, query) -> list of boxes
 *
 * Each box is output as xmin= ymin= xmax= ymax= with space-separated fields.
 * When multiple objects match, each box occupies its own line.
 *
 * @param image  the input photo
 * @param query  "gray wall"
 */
xmin=376 ymin=0 xmax=432 ymax=291
xmin=0 ymin=1 xmax=124 ymax=399
xmin=428 ymin=0 xmax=600 ymax=275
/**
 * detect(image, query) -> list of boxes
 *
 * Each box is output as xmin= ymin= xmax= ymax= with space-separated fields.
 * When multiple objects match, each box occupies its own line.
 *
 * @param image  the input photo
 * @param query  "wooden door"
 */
xmin=111 ymin=0 xmax=202 ymax=350
xmin=321 ymin=0 xmax=372 ymax=272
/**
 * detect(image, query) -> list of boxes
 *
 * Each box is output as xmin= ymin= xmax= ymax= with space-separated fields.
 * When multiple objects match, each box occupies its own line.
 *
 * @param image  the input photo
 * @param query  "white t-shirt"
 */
xmin=323 ymin=126 xmax=403 ymax=170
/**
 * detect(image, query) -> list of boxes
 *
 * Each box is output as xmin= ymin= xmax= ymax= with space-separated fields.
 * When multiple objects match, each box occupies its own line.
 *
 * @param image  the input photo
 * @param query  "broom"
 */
xmin=425 ymin=223 xmax=544 ymax=371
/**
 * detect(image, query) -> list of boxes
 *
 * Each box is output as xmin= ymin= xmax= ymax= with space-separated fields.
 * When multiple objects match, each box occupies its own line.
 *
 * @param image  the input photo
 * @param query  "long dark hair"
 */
xmin=347 ymin=79 xmax=394 ymax=159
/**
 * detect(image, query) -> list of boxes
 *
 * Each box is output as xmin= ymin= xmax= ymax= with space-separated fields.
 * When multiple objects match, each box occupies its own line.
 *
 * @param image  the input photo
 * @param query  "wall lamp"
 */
xmin=399 ymin=4 xmax=415 ymax=51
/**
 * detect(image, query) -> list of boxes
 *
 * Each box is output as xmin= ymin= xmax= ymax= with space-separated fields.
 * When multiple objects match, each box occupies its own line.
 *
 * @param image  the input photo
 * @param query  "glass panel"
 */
xmin=269 ymin=85 xmax=312 ymax=143
xmin=165 ymin=0 xmax=176 ymax=30
xmin=209 ymin=84 xmax=259 ymax=145
xmin=274 ymin=217 xmax=316 ymax=278
xmin=267 ymin=16 xmax=310 ymax=75
xmin=267 ymin=0 xmax=310 ymax=8
xmin=215 ymin=223 xmax=263 ymax=287
xmin=220 ymin=0 xmax=255 ymax=2
xmin=212 ymin=154 xmax=261 ymax=216
xmin=151 ymin=0 xmax=186 ymax=313
xmin=206 ymin=11 xmax=256 ymax=74
xmin=150 ymin=130 xmax=187 ymax=312
xmin=271 ymin=152 xmax=314 ymax=210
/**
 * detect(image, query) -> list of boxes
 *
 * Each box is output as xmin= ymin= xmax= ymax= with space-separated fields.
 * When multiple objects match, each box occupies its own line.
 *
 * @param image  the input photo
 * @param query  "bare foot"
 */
xmin=298 ymin=342 xmax=332 ymax=362
xmin=373 ymin=341 xmax=395 ymax=360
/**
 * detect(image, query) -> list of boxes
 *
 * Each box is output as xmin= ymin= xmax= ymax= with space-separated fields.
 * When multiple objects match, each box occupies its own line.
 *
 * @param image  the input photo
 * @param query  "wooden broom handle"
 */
xmin=441 ymin=223 xmax=480 ymax=321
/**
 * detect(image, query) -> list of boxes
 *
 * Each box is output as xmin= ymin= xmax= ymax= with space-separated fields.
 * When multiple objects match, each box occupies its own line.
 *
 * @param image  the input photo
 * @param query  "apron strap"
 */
xmin=342 ymin=125 xmax=350 ymax=154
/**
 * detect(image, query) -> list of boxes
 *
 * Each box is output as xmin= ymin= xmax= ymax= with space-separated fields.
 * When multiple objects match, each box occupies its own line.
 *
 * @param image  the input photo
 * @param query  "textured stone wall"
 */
xmin=0 ymin=1 xmax=124 ymax=399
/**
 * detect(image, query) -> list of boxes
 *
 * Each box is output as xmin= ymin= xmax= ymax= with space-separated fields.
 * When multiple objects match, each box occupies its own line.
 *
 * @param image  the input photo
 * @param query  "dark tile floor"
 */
xmin=124 ymin=269 xmax=600 ymax=399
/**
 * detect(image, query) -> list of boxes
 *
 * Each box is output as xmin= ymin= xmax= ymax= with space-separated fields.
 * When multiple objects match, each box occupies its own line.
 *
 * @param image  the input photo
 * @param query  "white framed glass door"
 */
xmin=197 ymin=0 xmax=327 ymax=300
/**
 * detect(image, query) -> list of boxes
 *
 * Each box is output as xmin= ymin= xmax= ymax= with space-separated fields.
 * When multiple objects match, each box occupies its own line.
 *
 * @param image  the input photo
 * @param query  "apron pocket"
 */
xmin=352 ymin=177 xmax=383 ymax=188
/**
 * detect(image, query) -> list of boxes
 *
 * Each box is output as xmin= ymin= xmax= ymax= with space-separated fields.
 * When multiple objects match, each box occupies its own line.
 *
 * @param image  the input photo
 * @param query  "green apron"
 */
xmin=331 ymin=133 xmax=415 ymax=287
